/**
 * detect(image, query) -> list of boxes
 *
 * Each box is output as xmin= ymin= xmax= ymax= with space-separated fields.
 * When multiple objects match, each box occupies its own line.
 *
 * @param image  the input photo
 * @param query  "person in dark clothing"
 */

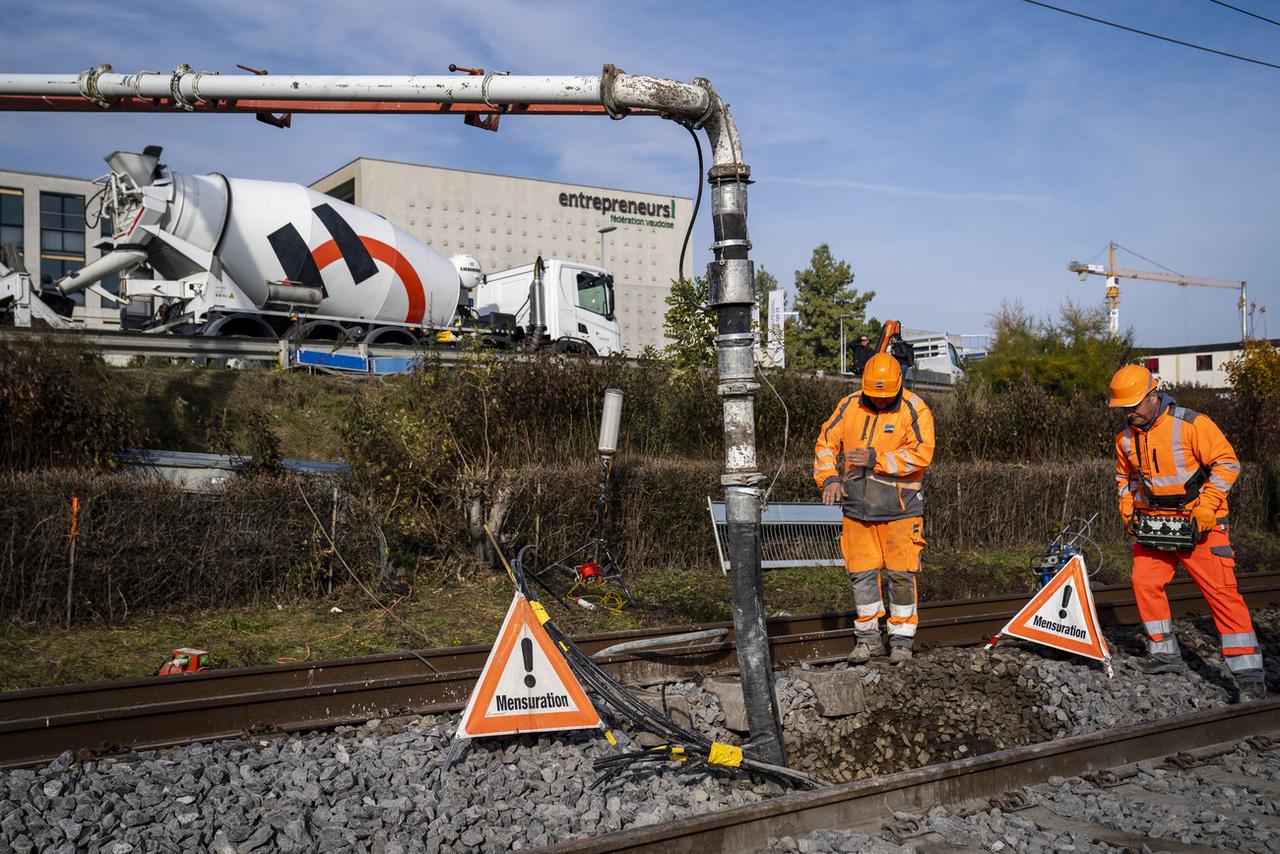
xmin=851 ymin=336 xmax=875 ymax=375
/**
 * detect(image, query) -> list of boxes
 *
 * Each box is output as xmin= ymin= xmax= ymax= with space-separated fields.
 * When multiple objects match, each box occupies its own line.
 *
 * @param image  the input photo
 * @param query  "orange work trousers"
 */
xmin=1132 ymin=526 xmax=1263 ymax=680
xmin=841 ymin=516 xmax=924 ymax=647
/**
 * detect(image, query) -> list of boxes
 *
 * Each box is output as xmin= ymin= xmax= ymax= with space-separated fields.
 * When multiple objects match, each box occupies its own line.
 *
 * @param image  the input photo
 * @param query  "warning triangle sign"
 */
xmin=993 ymin=555 xmax=1111 ymax=663
xmin=456 ymin=593 xmax=600 ymax=739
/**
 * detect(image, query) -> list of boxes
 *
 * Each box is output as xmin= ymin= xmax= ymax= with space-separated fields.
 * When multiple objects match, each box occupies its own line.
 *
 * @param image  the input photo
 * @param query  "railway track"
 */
xmin=2 ymin=572 xmax=1278 ymax=769
xmin=541 ymin=698 xmax=1280 ymax=853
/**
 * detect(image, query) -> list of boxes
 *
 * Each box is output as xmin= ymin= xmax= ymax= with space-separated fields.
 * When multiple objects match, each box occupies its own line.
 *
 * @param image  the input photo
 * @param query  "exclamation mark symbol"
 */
xmin=521 ymin=637 xmax=536 ymax=688
xmin=1058 ymin=585 xmax=1073 ymax=620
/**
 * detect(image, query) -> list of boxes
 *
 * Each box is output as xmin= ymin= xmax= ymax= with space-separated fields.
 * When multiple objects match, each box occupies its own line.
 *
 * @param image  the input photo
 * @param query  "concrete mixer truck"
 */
xmin=36 ymin=146 xmax=622 ymax=354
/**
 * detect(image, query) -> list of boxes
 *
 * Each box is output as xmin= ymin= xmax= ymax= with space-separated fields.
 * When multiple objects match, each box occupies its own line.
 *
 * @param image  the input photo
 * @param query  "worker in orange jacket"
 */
xmin=1109 ymin=364 xmax=1265 ymax=701
xmin=815 ymin=354 xmax=935 ymax=665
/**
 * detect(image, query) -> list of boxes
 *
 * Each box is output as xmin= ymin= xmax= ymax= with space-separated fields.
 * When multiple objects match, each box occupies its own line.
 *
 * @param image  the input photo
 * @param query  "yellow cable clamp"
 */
xmin=670 ymin=746 xmax=687 ymax=763
xmin=530 ymin=600 xmax=551 ymax=625
xmin=707 ymin=742 xmax=743 ymax=768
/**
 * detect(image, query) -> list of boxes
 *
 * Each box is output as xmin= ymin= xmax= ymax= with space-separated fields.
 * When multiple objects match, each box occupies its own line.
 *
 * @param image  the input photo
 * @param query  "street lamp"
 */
xmin=839 ymin=313 xmax=857 ymax=375
xmin=597 ymin=225 xmax=617 ymax=268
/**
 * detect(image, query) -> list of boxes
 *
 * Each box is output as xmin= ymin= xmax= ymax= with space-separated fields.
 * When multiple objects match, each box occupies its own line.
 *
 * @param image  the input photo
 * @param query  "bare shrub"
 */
xmin=0 ymin=470 xmax=381 ymax=626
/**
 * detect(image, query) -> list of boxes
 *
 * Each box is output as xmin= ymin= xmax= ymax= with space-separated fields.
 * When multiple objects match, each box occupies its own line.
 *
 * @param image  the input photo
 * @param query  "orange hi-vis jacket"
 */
xmin=814 ymin=389 xmax=936 ymax=522
xmin=1115 ymin=393 xmax=1241 ymax=519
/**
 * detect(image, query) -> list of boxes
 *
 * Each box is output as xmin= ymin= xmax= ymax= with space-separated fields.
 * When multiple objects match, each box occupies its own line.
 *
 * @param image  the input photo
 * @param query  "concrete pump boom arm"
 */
xmin=0 ymin=66 xmax=742 ymax=171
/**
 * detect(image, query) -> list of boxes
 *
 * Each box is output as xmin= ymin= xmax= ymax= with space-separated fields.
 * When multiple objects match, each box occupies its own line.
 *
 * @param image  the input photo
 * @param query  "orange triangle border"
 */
xmin=458 ymin=594 xmax=600 ymax=738
xmin=998 ymin=555 xmax=1110 ymax=662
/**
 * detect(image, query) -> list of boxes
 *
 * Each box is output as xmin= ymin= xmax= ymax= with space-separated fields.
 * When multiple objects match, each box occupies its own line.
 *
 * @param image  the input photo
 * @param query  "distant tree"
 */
xmin=972 ymin=299 xmax=1131 ymax=399
xmin=662 ymin=276 xmax=716 ymax=369
xmin=790 ymin=244 xmax=877 ymax=372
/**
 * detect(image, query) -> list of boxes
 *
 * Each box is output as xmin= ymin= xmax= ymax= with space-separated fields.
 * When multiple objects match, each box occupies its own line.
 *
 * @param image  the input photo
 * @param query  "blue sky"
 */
xmin=2 ymin=0 xmax=1277 ymax=346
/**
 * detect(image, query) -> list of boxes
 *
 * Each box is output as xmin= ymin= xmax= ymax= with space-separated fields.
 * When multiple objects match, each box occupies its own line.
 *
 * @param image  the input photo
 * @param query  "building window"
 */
xmin=41 ymin=193 xmax=86 ymax=301
xmin=1144 ymin=357 xmax=1159 ymax=373
xmin=1195 ymin=354 xmax=1212 ymax=372
xmin=0 ymin=188 xmax=21 ymax=262
xmin=326 ymin=179 xmax=356 ymax=205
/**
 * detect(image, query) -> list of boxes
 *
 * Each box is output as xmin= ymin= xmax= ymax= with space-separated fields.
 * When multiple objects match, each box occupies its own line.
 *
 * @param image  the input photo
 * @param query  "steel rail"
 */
xmin=1 ymin=572 xmax=1277 ymax=769
xmin=539 ymin=698 xmax=1280 ymax=853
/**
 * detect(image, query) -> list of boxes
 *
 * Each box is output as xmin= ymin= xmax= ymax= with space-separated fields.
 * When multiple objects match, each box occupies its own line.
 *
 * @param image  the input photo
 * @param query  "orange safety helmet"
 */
xmin=861 ymin=353 xmax=903 ymax=398
xmin=1108 ymin=364 xmax=1158 ymax=408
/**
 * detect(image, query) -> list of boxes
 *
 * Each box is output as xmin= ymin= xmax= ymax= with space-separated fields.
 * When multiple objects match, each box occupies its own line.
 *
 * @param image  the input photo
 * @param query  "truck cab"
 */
xmin=472 ymin=259 xmax=622 ymax=356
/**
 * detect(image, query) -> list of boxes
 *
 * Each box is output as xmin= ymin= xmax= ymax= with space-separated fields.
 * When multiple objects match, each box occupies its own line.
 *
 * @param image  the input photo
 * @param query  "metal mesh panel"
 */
xmin=708 ymin=499 xmax=843 ymax=572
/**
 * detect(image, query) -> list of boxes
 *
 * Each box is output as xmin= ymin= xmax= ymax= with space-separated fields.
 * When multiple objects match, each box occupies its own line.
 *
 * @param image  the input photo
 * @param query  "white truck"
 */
xmin=3 ymin=146 xmax=622 ymax=356
xmin=906 ymin=334 xmax=966 ymax=385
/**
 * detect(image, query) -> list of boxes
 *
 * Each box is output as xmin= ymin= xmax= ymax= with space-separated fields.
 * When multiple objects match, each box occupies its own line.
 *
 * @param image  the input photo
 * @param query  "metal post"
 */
xmin=838 ymin=312 xmax=856 ymax=375
xmin=704 ymin=105 xmax=787 ymax=765
xmin=1241 ymin=282 xmax=1248 ymax=342
xmin=598 ymin=225 xmax=616 ymax=269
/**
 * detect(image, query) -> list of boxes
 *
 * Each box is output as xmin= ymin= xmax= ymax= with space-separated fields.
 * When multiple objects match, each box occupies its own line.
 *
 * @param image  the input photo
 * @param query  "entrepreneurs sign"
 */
xmin=558 ymin=191 xmax=676 ymax=230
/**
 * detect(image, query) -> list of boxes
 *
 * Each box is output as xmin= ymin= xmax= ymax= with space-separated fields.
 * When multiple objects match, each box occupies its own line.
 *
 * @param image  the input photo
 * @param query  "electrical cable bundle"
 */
xmin=503 ymin=542 xmax=828 ymax=791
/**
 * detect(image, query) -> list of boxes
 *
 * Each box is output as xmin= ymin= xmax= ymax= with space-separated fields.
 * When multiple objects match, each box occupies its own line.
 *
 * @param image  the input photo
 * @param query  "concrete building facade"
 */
xmin=310 ymin=158 xmax=692 ymax=353
xmin=0 ymin=168 xmax=123 ymax=328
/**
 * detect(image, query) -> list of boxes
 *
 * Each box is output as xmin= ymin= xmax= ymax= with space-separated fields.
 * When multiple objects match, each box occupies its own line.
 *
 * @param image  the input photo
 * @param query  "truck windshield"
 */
xmin=576 ymin=272 xmax=614 ymax=318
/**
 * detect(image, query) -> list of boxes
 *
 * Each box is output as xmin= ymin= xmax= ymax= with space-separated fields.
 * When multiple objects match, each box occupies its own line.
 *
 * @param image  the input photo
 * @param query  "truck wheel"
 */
xmin=363 ymin=326 xmax=418 ymax=347
xmin=550 ymin=339 xmax=596 ymax=356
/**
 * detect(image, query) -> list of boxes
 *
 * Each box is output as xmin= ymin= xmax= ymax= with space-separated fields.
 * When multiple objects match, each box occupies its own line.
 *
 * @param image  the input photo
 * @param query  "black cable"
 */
xmin=1113 ymin=243 xmax=1184 ymax=277
xmin=1020 ymin=0 xmax=1280 ymax=70
xmin=509 ymin=548 xmax=826 ymax=790
xmin=1208 ymin=0 xmax=1280 ymax=28
xmin=677 ymin=124 xmax=704 ymax=284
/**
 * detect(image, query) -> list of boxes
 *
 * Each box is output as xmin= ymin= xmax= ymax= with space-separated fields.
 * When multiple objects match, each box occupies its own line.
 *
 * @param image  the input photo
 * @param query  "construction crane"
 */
xmin=1068 ymin=241 xmax=1248 ymax=342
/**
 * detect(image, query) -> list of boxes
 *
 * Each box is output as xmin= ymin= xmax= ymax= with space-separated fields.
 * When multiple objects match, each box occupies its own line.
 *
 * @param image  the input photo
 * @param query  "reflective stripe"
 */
xmin=1120 ymin=428 xmax=1132 ymax=459
xmin=883 ymin=453 xmax=899 ymax=475
xmin=816 ymin=448 xmax=835 ymax=460
xmin=1169 ymin=413 xmax=1191 ymax=479
xmin=1149 ymin=637 xmax=1180 ymax=655
xmin=1144 ymin=619 xmax=1173 ymax=635
xmin=1225 ymin=653 xmax=1264 ymax=672
xmin=889 ymin=603 xmax=916 ymax=619
xmin=1118 ymin=480 xmax=1136 ymax=497
xmin=1219 ymin=461 xmax=1241 ymax=474
xmin=1221 ymin=632 xmax=1257 ymax=649
xmin=856 ymin=601 xmax=884 ymax=618
xmin=1144 ymin=473 xmax=1188 ymax=488
xmin=904 ymin=395 xmax=924 ymax=444
xmin=1209 ymin=473 xmax=1233 ymax=492
xmin=823 ymin=394 xmax=856 ymax=441
xmin=887 ymin=621 xmax=917 ymax=637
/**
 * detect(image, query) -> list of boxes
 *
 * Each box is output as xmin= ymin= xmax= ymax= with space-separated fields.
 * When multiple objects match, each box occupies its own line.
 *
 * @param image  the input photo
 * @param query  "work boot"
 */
xmin=847 ymin=640 xmax=885 ymax=665
xmin=1128 ymin=656 xmax=1186 ymax=675
xmin=888 ymin=646 xmax=913 ymax=665
xmin=1238 ymin=682 xmax=1267 ymax=703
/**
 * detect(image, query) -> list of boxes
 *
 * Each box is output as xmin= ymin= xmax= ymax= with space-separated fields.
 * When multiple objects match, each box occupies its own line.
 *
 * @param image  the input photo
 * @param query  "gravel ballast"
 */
xmin=2 ymin=607 xmax=1276 ymax=853
xmin=771 ymin=740 xmax=1280 ymax=853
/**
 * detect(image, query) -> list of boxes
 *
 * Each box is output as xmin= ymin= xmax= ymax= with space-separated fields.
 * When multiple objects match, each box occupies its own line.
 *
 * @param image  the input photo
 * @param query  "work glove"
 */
xmin=1190 ymin=503 xmax=1218 ymax=539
